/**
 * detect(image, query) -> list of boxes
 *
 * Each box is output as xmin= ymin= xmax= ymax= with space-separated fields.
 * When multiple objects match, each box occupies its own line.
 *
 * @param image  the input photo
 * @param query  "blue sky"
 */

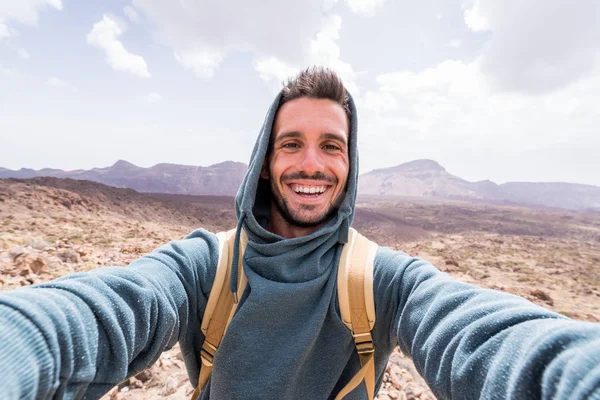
xmin=1 ymin=0 xmax=600 ymax=186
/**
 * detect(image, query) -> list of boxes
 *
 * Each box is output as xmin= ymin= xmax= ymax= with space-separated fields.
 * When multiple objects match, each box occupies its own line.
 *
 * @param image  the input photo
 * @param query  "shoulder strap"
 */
xmin=192 ymin=227 xmax=377 ymax=400
xmin=335 ymin=228 xmax=378 ymax=400
xmin=192 ymin=228 xmax=248 ymax=400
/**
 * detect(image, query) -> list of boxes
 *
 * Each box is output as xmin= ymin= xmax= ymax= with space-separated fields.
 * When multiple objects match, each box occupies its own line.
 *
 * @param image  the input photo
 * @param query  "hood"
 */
xmin=228 ymin=90 xmax=360 ymax=298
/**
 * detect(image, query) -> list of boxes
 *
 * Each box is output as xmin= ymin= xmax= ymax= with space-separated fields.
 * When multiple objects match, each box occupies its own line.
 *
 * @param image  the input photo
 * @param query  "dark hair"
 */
xmin=281 ymin=66 xmax=351 ymax=120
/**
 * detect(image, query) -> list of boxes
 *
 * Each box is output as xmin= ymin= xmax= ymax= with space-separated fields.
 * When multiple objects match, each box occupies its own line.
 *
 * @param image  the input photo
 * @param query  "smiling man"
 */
xmin=1 ymin=67 xmax=600 ymax=400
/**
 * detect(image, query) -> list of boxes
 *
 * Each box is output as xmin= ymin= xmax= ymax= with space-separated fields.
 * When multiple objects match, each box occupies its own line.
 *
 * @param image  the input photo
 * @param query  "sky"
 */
xmin=1 ymin=0 xmax=600 ymax=186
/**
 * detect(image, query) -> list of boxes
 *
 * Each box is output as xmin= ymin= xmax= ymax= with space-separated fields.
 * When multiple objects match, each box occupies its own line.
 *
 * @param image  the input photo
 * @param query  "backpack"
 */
xmin=191 ymin=228 xmax=378 ymax=400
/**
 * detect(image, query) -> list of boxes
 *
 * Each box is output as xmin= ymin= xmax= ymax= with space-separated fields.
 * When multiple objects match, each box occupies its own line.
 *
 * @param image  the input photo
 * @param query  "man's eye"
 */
xmin=282 ymin=143 xmax=300 ymax=149
xmin=324 ymin=144 xmax=341 ymax=151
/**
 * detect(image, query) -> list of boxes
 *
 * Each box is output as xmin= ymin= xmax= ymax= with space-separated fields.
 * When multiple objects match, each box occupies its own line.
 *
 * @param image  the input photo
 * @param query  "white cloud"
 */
xmin=0 ymin=0 xmax=62 ymax=26
xmin=1 ymin=41 xmax=31 ymax=57
xmin=463 ymin=1 xmax=489 ymax=32
xmin=46 ymin=0 xmax=61 ymax=10
xmin=253 ymin=14 xmax=359 ymax=96
xmin=0 ymin=0 xmax=62 ymax=42
xmin=309 ymin=15 xmax=359 ymax=95
xmin=143 ymin=92 xmax=162 ymax=103
xmin=359 ymin=57 xmax=600 ymax=185
xmin=1 ymin=66 xmax=15 ymax=77
xmin=132 ymin=0 xmax=331 ymax=77
xmin=253 ymin=57 xmax=298 ymax=91
xmin=0 ymin=23 xmax=10 ymax=40
xmin=327 ymin=0 xmax=386 ymax=17
xmin=123 ymin=5 xmax=141 ymax=24
xmin=130 ymin=1 xmax=366 ymax=88
xmin=344 ymin=0 xmax=386 ymax=17
xmin=86 ymin=14 xmax=150 ymax=78
xmin=47 ymin=76 xmax=77 ymax=92
xmin=17 ymin=47 xmax=30 ymax=59
xmin=463 ymin=0 xmax=600 ymax=93
xmin=139 ymin=2 xmax=360 ymax=93
xmin=310 ymin=14 xmax=342 ymax=61
xmin=363 ymin=91 xmax=397 ymax=112
xmin=174 ymin=48 xmax=223 ymax=78
xmin=448 ymin=39 xmax=461 ymax=48
xmin=376 ymin=60 xmax=478 ymax=96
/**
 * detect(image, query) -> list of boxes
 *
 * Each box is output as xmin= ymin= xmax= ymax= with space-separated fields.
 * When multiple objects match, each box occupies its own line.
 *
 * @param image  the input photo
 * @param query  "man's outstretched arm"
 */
xmin=0 ymin=229 xmax=219 ymax=399
xmin=374 ymin=247 xmax=600 ymax=399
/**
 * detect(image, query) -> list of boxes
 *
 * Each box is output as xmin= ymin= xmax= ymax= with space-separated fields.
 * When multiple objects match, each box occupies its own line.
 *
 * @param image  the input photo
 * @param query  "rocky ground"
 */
xmin=1 ymin=178 xmax=599 ymax=399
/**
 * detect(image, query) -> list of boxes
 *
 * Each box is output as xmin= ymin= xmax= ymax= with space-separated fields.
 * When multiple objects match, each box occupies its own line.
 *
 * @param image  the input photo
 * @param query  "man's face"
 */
xmin=261 ymin=97 xmax=350 ymax=228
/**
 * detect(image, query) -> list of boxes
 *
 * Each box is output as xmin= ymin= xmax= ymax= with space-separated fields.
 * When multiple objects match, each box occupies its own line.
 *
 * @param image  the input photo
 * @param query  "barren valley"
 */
xmin=1 ymin=177 xmax=599 ymax=400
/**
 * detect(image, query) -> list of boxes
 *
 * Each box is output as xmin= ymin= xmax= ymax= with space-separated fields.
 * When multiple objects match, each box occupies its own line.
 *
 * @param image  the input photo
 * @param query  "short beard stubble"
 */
xmin=269 ymin=171 xmax=344 ymax=228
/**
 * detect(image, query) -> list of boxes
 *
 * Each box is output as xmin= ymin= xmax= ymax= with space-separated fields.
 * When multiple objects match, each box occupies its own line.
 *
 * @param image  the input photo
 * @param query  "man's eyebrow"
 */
xmin=321 ymin=132 xmax=347 ymax=145
xmin=274 ymin=131 xmax=302 ymax=143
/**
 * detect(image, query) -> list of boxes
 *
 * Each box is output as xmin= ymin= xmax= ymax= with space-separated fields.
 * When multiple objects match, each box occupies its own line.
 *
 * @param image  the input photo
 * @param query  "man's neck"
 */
xmin=266 ymin=205 xmax=324 ymax=239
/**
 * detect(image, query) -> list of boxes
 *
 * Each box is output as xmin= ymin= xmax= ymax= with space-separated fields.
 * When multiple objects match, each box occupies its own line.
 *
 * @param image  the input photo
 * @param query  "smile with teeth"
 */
xmin=289 ymin=184 xmax=328 ymax=196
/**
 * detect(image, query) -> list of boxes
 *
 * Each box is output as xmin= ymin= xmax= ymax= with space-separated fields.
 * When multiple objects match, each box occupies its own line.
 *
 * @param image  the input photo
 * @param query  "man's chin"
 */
xmin=288 ymin=217 xmax=327 ymax=228
xmin=271 ymin=192 xmax=339 ymax=230
xmin=286 ymin=208 xmax=337 ymax=229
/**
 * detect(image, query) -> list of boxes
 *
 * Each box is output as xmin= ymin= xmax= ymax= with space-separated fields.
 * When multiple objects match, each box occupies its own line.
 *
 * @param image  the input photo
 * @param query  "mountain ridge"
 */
xmin=0 ymin=160 xmax=248 ymax=196
xmin=358 ymin=160 xmax=600 ymax=211
xmin=1 ymin=159 xmax=599 ymax=210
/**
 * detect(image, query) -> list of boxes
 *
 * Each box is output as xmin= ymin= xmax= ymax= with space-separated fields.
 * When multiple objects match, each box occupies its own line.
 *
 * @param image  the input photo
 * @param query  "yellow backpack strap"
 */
xmin=335 ymin=228 xmax=378 ymax=400
xmin=192 ymin=228 xmax=248 ymax=400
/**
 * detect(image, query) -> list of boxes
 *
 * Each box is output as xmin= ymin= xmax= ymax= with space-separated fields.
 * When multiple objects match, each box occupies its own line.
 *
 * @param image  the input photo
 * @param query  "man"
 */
xmin=1 ymin=67 xmax=599 ymax=400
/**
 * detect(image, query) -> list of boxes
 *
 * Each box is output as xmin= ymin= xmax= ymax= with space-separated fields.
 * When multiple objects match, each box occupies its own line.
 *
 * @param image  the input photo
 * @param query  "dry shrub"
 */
xmin=530 ymin=288 xmax=554 ymax=306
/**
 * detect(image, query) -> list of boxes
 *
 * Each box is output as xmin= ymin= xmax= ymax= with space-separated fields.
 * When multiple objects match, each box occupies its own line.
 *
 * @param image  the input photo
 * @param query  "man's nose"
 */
xmin=300 ymin=146 xmax=324 ymax=175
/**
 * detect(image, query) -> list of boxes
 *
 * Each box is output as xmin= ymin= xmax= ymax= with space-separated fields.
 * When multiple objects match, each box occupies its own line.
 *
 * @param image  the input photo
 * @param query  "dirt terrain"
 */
xmin=1 ymin=178 xmax=599 ymax=400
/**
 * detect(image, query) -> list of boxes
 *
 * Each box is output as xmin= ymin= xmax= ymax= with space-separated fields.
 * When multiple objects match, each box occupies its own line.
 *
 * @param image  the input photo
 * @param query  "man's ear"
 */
xmin=260 ymin=162 xmax=269 ymax=179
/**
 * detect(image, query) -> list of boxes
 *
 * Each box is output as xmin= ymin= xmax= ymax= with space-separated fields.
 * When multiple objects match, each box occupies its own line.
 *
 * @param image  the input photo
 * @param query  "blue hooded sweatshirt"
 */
xmin=0 ymin=91 xmax=600 ymax=400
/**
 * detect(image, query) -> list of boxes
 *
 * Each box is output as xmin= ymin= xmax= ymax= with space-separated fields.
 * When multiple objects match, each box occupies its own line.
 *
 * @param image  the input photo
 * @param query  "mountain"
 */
xmin=3 ymin=159 xmax=600 ymax=210
xmin=358 ymin=159 xmax=494 ymax=200
xmin=0 ymin=160 xmax=248 ymax=196
xmin=358 ymin=159 xmax=600 ymax=210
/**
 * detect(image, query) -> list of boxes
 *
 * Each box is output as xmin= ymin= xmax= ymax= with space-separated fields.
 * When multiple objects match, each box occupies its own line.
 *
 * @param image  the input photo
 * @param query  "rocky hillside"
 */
xmin=358 ymin=159 xmax=600 ymax=210
xmin=0 ymin=160 xmax=247 ymax=196
xmin=0 ymin=177 xmax=437 ymax=400
xmin=1 ymin=177 xmax=599 ymax=399
xmin=3 ymin=159 xmax=600 ymax=210
xmin=358 ymin=160 xmax=489 ymax=200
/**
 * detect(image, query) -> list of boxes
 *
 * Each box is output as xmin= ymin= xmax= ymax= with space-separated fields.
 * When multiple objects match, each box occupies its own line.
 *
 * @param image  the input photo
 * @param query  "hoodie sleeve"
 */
xmin=373 ymin=246 xmax=600 ymax=400
xmin=0 ymin=228 xmax=219 ymax=400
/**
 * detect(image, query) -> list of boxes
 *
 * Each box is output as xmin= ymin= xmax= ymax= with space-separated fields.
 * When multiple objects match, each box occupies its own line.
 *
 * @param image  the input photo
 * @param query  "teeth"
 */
xmin=292 ymin=185 xmax=326 ymax=194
